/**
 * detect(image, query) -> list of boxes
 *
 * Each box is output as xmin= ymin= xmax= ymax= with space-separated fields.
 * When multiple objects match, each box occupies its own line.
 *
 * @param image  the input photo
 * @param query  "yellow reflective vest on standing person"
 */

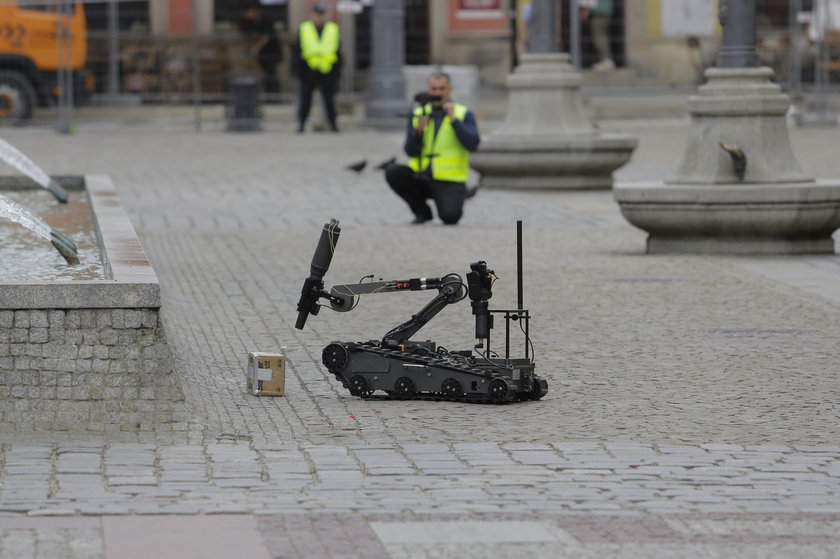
xmin=408 ymin=103 xmax=470 ymax=183
xmin=299 ymin=20 xmax=339 ymax=73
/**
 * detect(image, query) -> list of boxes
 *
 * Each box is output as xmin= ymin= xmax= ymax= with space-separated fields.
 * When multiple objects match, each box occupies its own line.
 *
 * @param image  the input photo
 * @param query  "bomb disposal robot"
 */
xmin=295 ymin=219 xmax=548 ymax=403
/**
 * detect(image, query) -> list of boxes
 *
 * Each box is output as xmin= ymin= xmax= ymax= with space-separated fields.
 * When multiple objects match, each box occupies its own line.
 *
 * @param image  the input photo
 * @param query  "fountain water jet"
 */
xmin=0 ymin=192 xmax=78 ymax=264
xmin=0 ymin=137 xmax=68 ymax=203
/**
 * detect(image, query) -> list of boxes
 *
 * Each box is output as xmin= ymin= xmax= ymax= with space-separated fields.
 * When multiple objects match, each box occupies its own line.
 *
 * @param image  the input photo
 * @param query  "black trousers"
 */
xmin=385 ymin=164 xmax=467 ymax=225
xmin=297 ymin=70 xmax=337 ymax=129
xmin=257 ymin=57 xmax=280 ymax=95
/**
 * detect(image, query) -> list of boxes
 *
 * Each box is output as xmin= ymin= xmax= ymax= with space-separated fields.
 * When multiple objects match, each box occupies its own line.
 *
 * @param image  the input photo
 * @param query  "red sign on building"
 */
xmin=458 ymin=0 xmax=503 ymax=9
xmin=451 ymin=0 xmax=506 ymax=30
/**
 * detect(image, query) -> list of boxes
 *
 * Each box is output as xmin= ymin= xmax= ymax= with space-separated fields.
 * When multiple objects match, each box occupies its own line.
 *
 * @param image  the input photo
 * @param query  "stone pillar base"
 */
xmin=669 ymin=67 xmax=811 ymax=184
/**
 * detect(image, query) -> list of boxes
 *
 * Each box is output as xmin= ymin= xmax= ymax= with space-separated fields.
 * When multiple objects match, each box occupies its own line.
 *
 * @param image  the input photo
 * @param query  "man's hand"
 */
xmin=580 ymin=7 xmax=590 ymax=22
xmin=443 ymin=103 xmax=454 ymax=119
xmin=416 ymin=116 xmax=429 ymax=133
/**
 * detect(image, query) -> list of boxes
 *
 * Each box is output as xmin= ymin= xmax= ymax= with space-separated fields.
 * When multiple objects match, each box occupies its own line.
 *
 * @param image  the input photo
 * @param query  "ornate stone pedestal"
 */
xmin=614 ymin=67 xmax=840 ymax=254
xmin=470 ymin=53 xmax=637 ymax=190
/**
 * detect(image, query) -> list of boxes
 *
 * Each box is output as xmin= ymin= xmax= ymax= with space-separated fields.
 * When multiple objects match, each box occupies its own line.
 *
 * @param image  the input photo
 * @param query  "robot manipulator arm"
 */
xmin=379 ymin=274 xmax=465 ymax=347
xmin=295 ymin=219 xmax=466 ymax=340
xmin=295 ymin=219 xmax=342 ymax=330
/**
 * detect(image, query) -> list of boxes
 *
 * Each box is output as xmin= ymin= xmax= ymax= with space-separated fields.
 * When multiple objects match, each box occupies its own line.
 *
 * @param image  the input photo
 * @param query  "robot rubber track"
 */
xmin=322 ymin=341 xmax=548 ymax=404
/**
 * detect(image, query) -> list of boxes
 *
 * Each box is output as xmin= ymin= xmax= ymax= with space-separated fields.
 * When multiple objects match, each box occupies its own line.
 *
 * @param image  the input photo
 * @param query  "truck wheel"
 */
xmin=0 ymin=70 xmax=36 ymax=126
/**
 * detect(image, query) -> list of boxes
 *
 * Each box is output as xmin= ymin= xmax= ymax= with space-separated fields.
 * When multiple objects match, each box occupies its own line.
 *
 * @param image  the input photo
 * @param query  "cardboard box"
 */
xmin=246 ymin=352 xmax=285 ymax=396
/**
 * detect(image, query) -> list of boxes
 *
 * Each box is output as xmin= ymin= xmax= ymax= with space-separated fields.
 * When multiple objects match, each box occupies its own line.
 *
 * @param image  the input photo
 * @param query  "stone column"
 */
xmin=528 ymin=0 xmax=557 ymax=53
xmin=365 ymin=0 xmax=406 ymax=126
xmin=716 ymin=0 xmax=759 ymax=68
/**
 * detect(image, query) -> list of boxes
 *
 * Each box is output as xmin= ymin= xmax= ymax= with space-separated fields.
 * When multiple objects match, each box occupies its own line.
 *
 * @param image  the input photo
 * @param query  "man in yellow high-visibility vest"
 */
xmin=384 ymin=72 xmax=480 ymax=225
xmin=292 ymin=3 xmax=341 ymax=132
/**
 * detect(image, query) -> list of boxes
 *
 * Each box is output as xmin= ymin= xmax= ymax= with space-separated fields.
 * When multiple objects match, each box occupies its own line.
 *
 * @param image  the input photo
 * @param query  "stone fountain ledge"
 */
xmin=0 ymin=175 xmax=187 ymax=433
xmin=614 ymin=179 xmax=840 ymax=254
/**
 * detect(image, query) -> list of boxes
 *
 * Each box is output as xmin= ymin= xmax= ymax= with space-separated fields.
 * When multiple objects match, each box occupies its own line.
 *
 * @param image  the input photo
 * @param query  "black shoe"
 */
xmin=297 ymin=124 xmax=305 ymax=133
xmin=411 ymin=214 xmax=432 ymax=225
xmin=330 ymin=123 xmax=340 ymax=132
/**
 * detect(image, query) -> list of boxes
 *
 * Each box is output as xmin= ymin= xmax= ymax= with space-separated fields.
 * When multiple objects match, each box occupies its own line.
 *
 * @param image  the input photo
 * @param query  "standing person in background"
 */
xmin=580 ymin=0 xmax=615 ymax=70
xmin=516 ymin=0 xmax=533 ymax=54
xmin=292 ymin=2 xmax=341 ymax=133
xmin=809 ymin=0 xmax=840 ymax=42
xmin=238 ymin=2 xmax=283 ymax=97
xmin=384 ymin=72 xmax=480 ymax=226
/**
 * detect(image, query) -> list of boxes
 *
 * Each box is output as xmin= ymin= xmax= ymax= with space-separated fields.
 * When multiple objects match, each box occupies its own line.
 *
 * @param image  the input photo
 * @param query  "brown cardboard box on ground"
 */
xmin=246 ymin=352 xmax=285 ymax=396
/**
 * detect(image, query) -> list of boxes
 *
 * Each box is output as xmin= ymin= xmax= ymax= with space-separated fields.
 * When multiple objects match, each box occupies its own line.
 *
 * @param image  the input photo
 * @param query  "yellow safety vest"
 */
xmin=299 ymin=20 xmax=339 ymax=74
xmin=408 ymin=103 xmax=470 ymax=183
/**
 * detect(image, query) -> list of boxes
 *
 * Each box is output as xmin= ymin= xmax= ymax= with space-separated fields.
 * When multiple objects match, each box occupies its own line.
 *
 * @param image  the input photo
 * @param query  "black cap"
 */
xmin=312 ymin=3 xmax=326 ymax=13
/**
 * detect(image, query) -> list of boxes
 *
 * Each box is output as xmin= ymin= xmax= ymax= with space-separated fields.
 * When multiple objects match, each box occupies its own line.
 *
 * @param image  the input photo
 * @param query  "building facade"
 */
xmin=80 ymin=0 xmax=815 ymax=97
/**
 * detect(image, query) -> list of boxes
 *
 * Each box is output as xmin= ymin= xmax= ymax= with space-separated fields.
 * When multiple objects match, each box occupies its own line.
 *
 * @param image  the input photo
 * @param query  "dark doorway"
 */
xmin=84 ymin=1 xmax=150 ymax=31
xmin=405 ymin=0 xmax=430 ymax=65
xmin=355 ymin=1 xmax=430 ymax=70
xmin=560 ymin=0 xmax=626 ymax=68
xmin=213 ymin=0 xmax=288 ymax=29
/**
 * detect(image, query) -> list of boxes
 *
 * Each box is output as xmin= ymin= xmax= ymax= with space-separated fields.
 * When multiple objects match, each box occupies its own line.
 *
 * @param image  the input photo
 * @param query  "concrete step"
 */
xmin=580 ymin=67 xmax=638 ymax=88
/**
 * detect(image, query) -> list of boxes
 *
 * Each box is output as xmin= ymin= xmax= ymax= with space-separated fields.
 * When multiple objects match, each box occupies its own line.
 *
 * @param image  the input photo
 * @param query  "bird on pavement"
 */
xmin=345 ymin=160 xmax=367 ymax=173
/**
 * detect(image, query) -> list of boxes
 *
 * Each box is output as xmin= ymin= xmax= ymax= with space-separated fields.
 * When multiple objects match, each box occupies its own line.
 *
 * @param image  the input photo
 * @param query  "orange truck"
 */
xmin=0 ymin=0 xmax=92 ymax=124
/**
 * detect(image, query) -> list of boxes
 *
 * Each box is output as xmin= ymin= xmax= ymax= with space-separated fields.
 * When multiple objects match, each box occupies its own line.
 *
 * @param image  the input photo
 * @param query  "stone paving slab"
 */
xmin=4 ymin=512 xmax=840 ymax=558
xmin=2 ymin=439 xmax=840 ymax=516
xmin=102 ymin=515 xmax=271 ymax=559
xmin=2 ymin=116 xmax=840 ymax=556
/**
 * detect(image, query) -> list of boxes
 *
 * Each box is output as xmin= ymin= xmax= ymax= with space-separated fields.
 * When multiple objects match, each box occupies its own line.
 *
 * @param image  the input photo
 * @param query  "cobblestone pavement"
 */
xmin=2 ymin=114 xmax=840 ymax=557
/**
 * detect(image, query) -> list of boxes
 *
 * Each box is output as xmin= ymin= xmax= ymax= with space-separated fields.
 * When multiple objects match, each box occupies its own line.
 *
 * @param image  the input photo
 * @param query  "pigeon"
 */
xmin=345 ymin=160 xmax=367 ymax=173
xmin=720 ymin=143 xmax=747 ymax=181
xmin=375 ymin=156 xmax=396 ymax=170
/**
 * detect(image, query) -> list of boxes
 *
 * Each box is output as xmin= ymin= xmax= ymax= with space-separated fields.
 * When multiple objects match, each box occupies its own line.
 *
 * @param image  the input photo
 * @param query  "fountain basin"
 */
xmin=0 ymin=175 xmax=186 ymax=433
xmin=614 ymin=179 xmax=840 ymax=254
xmin=472 ymin=133 xmax=638 ymax=189
xmin=2 ymin=179 xmax=104 ymax=281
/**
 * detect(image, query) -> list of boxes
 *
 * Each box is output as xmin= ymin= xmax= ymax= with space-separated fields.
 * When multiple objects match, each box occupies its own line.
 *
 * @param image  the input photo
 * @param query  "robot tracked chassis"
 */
xmin=294 ymin=219 xmax=548 ymax=404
